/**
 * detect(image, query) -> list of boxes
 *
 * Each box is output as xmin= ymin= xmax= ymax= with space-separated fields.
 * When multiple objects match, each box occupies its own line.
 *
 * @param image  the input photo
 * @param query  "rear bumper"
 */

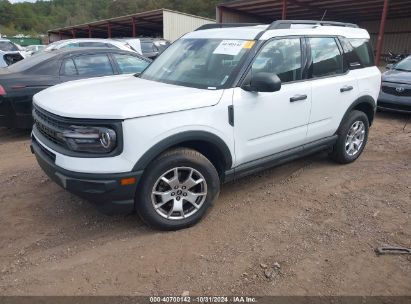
xmin=31 ymin=137 xmax=143 ymax=214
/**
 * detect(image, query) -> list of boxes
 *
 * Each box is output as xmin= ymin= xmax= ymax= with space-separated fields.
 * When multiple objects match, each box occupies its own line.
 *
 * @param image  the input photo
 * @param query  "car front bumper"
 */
xmin=31 ymin=136 xmax=143 ymax=214
xmin=378 ymin=85 xmax=411 ymax=114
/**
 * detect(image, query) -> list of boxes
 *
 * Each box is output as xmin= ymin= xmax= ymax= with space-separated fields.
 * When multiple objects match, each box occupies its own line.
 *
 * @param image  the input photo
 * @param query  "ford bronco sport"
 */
xmin=31 ymin=20 xmax=381 ymax=230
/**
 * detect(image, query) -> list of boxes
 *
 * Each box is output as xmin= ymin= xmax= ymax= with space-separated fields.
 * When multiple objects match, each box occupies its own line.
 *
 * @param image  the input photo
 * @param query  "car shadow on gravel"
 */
xmin=0 ymin=127 xmax=31 ymax=143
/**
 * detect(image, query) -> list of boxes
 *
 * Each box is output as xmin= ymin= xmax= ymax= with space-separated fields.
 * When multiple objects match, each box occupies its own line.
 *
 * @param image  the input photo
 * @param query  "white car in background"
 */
xmin=0 ymin=38 xmax=26 ymax=67
xmin=25 ymin=45 xmax=46 ymax=55
xmin=44 ymin=38 xmax=138 ymax=53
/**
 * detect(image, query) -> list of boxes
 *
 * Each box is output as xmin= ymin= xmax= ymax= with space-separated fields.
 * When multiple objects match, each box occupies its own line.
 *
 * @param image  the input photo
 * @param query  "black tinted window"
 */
xmin=309 ymin=37 xmax=343 ymax=78
xmin=141 ymin=42 xmax=155 ymax=53
xmin=73 ymin=54 xmax=114 ymax=76
xmin=349 ymin=39 xmax=374 ymax=67
xmin=252 ymin=38 xmax=302 ymax=83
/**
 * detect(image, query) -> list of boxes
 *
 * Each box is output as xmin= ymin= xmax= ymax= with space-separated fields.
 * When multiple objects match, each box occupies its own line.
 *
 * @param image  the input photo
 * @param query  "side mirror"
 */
xmin=386 ymin=64 xmax=394 ymax=70
xmin=242 ymin=72 xmax=282 ymax=93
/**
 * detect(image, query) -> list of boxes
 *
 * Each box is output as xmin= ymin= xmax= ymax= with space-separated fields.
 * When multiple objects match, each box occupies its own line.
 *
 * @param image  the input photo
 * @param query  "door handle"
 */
xmin=340 ymin=85 xmax=354 ymax=93
xmin=290 ymin=94 xmax=307 ymax=102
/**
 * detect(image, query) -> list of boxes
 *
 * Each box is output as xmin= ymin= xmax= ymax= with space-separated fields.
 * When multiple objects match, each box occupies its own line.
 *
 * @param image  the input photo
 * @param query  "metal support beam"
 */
xmin=107 ymin=22 xmax=112 ymax=38
xmin=218 ymin=6 xmax=223 ymax=23
xmin=132 ymin=17 xmax=137 ymax=37
xmin=375 ymin=0 xmax=390 ymax=65
xmin=71 ymin=28 xmax=76 ymax=38
xmin=88 ymin=25 xmax=92 ymax=38
xmin=282 ymin=0 xmax=287 ymax=19
xmin=59 ymin=30 xmax=62 ymax=40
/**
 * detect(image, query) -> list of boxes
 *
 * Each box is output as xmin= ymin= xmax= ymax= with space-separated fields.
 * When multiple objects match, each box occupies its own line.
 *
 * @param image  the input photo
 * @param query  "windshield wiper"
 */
xmin=394 ymin=68 xmax=411 ymax=72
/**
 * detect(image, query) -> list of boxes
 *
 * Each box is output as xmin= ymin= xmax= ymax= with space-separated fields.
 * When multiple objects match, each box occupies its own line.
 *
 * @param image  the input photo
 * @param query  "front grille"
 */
xmin=381 ymin=85 xmax=411 ymax=97
xmin=33 ymin=105 xmax=69 ymax=149
xmin=32 ymin=104 xmax=123 ymax=158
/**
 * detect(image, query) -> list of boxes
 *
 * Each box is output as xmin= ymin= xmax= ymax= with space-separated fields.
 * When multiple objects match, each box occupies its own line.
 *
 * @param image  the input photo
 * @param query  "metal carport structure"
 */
xmin=48 ymin=9 xmax=215 ymax=43
xmin=217 ymin=0 xmax=411 ymax=64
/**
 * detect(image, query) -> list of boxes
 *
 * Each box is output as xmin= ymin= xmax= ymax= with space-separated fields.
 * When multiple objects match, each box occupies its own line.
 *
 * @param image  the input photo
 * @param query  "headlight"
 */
xmin=61 ymin=126 xmax=117 ymax=154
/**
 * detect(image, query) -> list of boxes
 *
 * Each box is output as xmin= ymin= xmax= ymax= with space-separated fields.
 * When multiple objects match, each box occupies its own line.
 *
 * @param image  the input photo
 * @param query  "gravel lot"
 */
xmin=0 ymin=112 xmax=410 ymax=296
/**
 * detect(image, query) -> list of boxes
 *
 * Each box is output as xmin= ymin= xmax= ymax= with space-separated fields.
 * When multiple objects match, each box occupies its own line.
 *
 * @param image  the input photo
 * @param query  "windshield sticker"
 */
xmin=213 ymin=40 xmax=247 ymax=56
xmin=243 ymin=41 xmax=255 ymax=49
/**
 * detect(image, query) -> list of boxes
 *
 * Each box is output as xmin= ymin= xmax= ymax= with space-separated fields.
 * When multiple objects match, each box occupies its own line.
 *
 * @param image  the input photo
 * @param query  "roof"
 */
xmin=184 ymin=23 xmax=369 ymax=40
xmin=185 ymin=25 xmax=268 ymax=40
xmin=217 ymin=0 xmax=411 ymax=22
xmin=45 ymin=47 xmax=147 ymax=57
xmin=48 ymin=9 xmax=214 ymax=36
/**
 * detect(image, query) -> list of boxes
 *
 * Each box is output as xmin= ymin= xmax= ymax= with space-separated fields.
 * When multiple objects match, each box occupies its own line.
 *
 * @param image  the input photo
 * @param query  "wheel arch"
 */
xmin=132 ymin=131 xmax=233 ymax=178
xmin=339 ymin=95 xmax=376 ymax=130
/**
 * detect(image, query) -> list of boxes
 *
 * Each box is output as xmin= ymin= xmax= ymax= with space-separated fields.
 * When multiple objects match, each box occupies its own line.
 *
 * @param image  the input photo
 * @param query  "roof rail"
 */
xmin=267 ymin=20 xmax=358 ymax=30
xmin=196 ymin=23 xmax=261 ymax=31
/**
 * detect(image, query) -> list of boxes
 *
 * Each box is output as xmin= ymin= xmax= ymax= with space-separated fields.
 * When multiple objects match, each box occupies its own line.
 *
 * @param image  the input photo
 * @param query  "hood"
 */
xmin=33 ymin=75 xmax=224 ymax=120
xmin=382 ymin=69 xmax=411 ymax=85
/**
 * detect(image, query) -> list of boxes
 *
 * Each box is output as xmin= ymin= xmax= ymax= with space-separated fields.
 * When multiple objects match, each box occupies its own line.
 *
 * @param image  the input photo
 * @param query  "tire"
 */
xmin=135 ymin=148 xmax=220 ymax=230
xmin=330 ymin=110 xmax=370 ymax=164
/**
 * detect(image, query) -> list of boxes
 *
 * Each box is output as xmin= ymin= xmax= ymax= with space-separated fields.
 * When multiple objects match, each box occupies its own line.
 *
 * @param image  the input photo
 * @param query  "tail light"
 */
xmin=0 ymin=85 xmax=6 ymax=96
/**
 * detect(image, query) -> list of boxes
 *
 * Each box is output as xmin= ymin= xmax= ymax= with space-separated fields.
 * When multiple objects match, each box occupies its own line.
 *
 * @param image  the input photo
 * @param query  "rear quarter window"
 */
xmin=340 ymin=38 xmax=374 ymax=69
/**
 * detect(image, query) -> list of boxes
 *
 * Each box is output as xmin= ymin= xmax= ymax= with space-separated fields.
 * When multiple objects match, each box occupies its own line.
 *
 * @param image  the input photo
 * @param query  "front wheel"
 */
xmin=330 ymin=110 xmax=370 ymax=164
xmin=135 ymin=148 xmax=220 ymax=230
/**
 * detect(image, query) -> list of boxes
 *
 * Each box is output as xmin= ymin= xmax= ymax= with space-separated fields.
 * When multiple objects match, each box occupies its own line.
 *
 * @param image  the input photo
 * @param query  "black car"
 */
xmin=0 ymin=48 xmax=151 ymax=129
xmin=378 ymin=55 xmax=411 ymax=113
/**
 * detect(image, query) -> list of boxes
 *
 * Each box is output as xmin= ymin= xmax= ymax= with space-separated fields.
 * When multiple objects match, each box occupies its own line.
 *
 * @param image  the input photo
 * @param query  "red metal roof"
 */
xmin=218 ymin=0 xmax=411 ymax=22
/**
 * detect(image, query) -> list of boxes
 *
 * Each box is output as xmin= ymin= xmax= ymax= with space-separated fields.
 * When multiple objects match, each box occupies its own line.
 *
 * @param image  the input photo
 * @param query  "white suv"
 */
xmin=31 ymin=21 xmax=381 ymax=230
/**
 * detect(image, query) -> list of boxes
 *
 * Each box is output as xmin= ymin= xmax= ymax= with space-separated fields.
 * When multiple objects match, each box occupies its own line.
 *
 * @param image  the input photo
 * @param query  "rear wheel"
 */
xmin=135 ymin=148 xmax=220 ymax=230
xmin=330 ymin=110 xmax=369 ymax=164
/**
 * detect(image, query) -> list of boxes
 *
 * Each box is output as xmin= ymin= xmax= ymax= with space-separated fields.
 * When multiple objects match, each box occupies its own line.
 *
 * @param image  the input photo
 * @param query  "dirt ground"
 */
xmin=0 ymin=112 xmax=410 ymax=296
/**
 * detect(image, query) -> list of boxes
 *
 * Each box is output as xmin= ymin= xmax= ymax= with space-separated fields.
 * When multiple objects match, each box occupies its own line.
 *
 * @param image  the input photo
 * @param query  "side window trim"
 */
xmin=239 ymin=35 xmax=306 ymax=87
xmin=107 ymin=52 xmax=120 ymax=75
xmin=306 ymin=35 xmax=346 ymax=80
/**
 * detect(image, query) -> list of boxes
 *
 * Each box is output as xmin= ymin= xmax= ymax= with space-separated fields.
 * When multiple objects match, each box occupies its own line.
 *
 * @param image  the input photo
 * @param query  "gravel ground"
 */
xmin=0 ymin=112 xmax=410 ymax=296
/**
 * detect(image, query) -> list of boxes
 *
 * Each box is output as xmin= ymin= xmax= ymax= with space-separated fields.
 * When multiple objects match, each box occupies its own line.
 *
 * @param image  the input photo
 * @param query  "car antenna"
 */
xmin=321 ymin=9 xmax=327 ymax=21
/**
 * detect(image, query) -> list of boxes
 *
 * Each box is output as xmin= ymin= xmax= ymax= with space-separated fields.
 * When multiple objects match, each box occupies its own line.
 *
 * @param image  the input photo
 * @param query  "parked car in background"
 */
xmin=0 ymin=48 xmax=151 ymax=129
xmin=378 ymin=56 xmax=411 ymax=113
xmin=26 ymin=45 xmax=46 ymax=56
xmin=0 ymin=39 xmax=25 ymax=67
xmin=44 ymin=38 xmax=138 ymax=53
xmin=115 ymin=38 xmax=170 ymax=59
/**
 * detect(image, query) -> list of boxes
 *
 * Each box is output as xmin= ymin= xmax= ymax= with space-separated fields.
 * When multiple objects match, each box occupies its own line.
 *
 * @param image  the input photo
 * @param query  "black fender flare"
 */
xmin=338 ymin=95 xmax=376 ymax=131
xmin=132 ymin=131 xmax=233 ymax=171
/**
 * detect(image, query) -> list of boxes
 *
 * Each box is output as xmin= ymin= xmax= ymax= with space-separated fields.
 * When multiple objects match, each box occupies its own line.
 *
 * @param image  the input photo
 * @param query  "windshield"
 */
xmin=0 ymin=41 xmax=19 ymax=52
xmin=394 ymin=56 xmax=411 ymax=71
xmin=141 ymin=38 xmax=253 ymax=89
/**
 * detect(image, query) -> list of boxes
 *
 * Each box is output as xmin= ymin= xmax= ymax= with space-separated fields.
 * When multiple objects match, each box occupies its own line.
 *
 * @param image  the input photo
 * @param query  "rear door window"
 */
xmin=309 ymin=37 xmax=343 ymax=78
xmin=73 ymin=54 xmax=114 ymax=76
